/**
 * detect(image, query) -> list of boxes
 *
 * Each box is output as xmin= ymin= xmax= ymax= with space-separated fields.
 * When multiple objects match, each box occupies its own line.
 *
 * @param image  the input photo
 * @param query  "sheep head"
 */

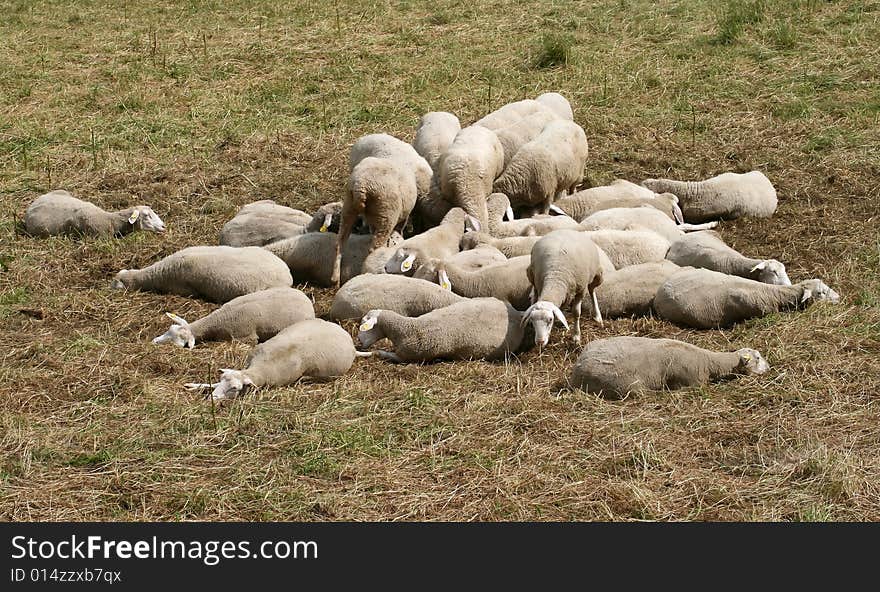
xmin=357 ymin=310 xmax=384 ymax=348
xmin=735 ymin=349 xmax=770 ymax=375
xmin=521 ymin=301 xmax=568 ymax=348
xmin=799 ymin=279 xmax=840 ymax=305
xmin=385 ymin=248 xmax=423 ymax=275
xmin=750 ymin=260 xmax=791 ymax=286
xmin=110 ymin=270 xmax=131 ymax=290
xmin=211 ymin=369 xmax=254 ymax=401
xmin=130 ymin=206 xmax=166 ymax=233
xmin=152 ymin=312 xmax=196 ymax=349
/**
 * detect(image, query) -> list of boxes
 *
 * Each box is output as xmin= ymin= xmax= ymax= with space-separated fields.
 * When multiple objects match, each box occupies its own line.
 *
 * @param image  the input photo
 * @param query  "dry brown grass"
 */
xmin=1 ymin=0 xmax=879 ymax=521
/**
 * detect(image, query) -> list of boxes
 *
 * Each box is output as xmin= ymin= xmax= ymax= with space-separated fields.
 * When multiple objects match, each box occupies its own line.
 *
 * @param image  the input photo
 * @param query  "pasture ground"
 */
xmin=1 ymin=0 xmax=879 ymax=520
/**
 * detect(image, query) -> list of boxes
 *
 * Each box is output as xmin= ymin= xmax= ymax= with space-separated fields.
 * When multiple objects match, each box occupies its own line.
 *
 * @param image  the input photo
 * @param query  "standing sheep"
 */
xmin=438 ymin=125 xmax=505 ymax=229
xmin=329 ymin=274 xmax=467 ymax=320
xmin=642 ymin=170 xmax=778 ymax=222
xmin=413 ymin=111 xmax=461 ymax=175
xmin=492 ymin=120 xmax=589 ymax=214
xmin=579 ymin=206 xmax=717 ymax=243
xmin=523 ymin=229 xmax=604 ymax=346
xmin=25 ymin=190 xmax=166 ymax=238
xmin=493 ymin=109 xmax=562 ymax=169
xmin=536 ymin=92 xmax=574 ymax=120
xmin=666 ymin=231 xmax=791 ymax=285
xmin=594 ymin=261 xmax=681 ymax=318
xmin=357 ymin=298 xmax=531 ymax=363
xmin=412 ymin=255 xmax=533 ymax=310
xmin=475 ymin=98 xmax=554 ymax=131
xmin=110 ymin=246 xmax=292 ymax=304
xmin=653 ymin=267 xmax=840 ymax=329
xmin=566 ymin=336 xmax=770 ymax=399
xmin=152 ymin=287 xmax=315 ymax=348
xmin=184 ymin=319 xmax=368 ymax=401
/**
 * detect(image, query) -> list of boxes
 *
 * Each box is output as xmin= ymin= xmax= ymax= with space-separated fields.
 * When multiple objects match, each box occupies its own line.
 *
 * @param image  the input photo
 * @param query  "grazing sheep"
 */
xmin=551 ymin=180 xmax=684 ymax=223
xmin=485 ymin=193 xmax=580 ymax=237
xmin=642 ymin=170 xmax=778 ymax=222
xmin=536 ymin=92 xmax=574 ymax=120
xmin=494 ymin=109 xmax=562 ymax=169
xmin=412 ymin=255 xmax=533 ymax=309
xmin=460 ymin=231 xmax=541 ymax=258
xmin=582 ymin=229 xmax=671 ymax=269
xmin=219 ymin=201 xmax=309 ymax=247
xmin=333 ymin=156 xmax=418 ymax=286
xmin=475 ymin=99 xmax=553 ymax=131
xmin=653 ymin=267 xmax=840 ymax=329
xmin=579 ymin=206 xmax=717 ymax=244
xmin=329 ymin=274 xmax=467 ymax=320
xmin=357 ymin=297 xmax=531 ymax=363
xmin=566 ymin=336 xmax=770 ymax=399
xmin=152 ymin=287 xmax=315 ymax=348
xmin=111 ymin=246 xmax=291 ymax=304
xmin=666 ymin=231 xmax=791 ymax=285
xmin=348 ymin=133 xmax=433 ymax=199
xmin=25 ymin=189 xmax=166 ymax=238
xmin=438 ymin=125 xmax=505 ymax=228
xmin=382 ymin=207 xmax=478 ymax=275
xmin=523 ymin=229 xmax=604 ymax=346
xmin=413 ymin=112 xmax=461 ymax=175
xmin=185 ymin=319 xmax=367 ymax=401
xmin=266 ymin=231 xmax=403 ymax=287
xmin=492 ymin=120 xmax=589 ymax=214
xmin=595 ymin=261 xmax=681 ymax=318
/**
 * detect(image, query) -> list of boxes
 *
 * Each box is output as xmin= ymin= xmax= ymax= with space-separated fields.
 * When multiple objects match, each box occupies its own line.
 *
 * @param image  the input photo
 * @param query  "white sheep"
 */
xmin=536 ymin=92 xmax=574 ymax=120
xmin=642 ymin=170 xmax=778 ymax=222
xmin=25 ymin=190 xmax=165 ymax=238
xmin=459 ymin=231 xmax=540 ymax=258
xmin=485 ymin=193 xmax=580 ymax=238
xmin=412 ymin=255 xmax=533 ymax=309
xmin=594 ymin=261 xmax=681 ymax=318
xmin=474 ymin=99 xmax=553 ymax=131
xmin=152 ymin=287 xmax=315 ymax=348
xmin=413 ymin=111 xmax=461 ymax=175
xmin=581 ymin=229 xmax=671 ymax=269
xmin=111 ymin=246 xmax=292 ymax=303
xmin=566 ymin=336 xmax=770 ymax=399
xmin=446 ymin=245 xmax=507 ymax=271
xmin=329 ymin=274 xmax=467 ymax=320
xmin=234 ymin=200 xmax=313 ymax=225
xmin=653 ymin=267 xmax=840 ymax=329
xmin=579 ymin=206 xmax=717 ymax=243
xmin=666 ymin=230 xmax=791 ymax=285
xmin=493 ymin=108 xmax=562 ymax=169
xmin=219 ymin=201 xmax=310 ymax=247
xmin=357 ymin=297 xmax=530 ymax=363
xmin=184 ymin=319 xmax=368 ymax=401
xmin=492 ymin=120 xmax=589 ymax=214
xmin=265 ymin=230 xmax=403 ymax=287
xmin=438 ymin=125 xmax=505 ymax=228
xmin=381 ymin=207 xmax=479 ymax=275
xmin=348 ymin=132 xmax=433 ymax=199
xmin=523 ymin=229 xmax=604 ymax=346
xmin=551 ymin=180 xmax=684 ymax=223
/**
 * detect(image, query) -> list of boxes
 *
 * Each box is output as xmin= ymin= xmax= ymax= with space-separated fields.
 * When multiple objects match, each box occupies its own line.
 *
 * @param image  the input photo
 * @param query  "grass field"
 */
xmin=1 ymin=0 xmax=879 ymax=521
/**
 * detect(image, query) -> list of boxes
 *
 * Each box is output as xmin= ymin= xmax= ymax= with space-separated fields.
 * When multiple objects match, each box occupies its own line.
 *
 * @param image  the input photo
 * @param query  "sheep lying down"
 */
xmin=25 ymin=189 xmax=166 ymax=238
xmin=357 ymin=297 xmax=532 ymax=363
xmin=566 ymin=336 xmax=770 ymax=399
xmin=185 ymin=319 xmax=369 ymax=401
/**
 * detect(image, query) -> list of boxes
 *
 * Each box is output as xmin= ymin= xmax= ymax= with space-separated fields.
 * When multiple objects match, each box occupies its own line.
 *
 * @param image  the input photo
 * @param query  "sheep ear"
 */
xmin=242 ymin=375 xmax=254 ymax=386
xmin=465 ymin=215 xmax=481 ymax=233
xmin=750 ymin=261 xmax=768 ymax=272
xmin=152 ymin=333 xmax=171 ymax=344
xmin=186 ymin=335 xmax=195 ymax=349
xmin=359 ymin=316 xmax=377 ymax=332
xmin=549 ymin=204 xmax=565 ymax=215
xmin=400 ymin=253 xmax=416 ymax=272
xmin=220 ymin=368 xmax=236 ymax=374
xmin=551 ymin=305 xmax=569 ymax=330
xmin=741 ymin=353 xmax=752 ymax=363
xmin=320 ymin=213 xmax=332 ymax=232
xmin=505 ymin=206 xmax=515 ymax=221
xmin=128 ymin=209 xmax=140 ymax=224
xmin=439 ymin=269 xmax=452 ymax=291
xmin=801 ymin=288 xmax=812 ymax=303
xmin=165 ymin=312 xmax=189 ymax=326
xmin=520 ymin=304 xmax=536 ymax=327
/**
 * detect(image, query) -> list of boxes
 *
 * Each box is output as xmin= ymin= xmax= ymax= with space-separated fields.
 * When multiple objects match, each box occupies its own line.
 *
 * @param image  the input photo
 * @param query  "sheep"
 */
xmin=348 ymin=133 xmax=433 ymax=199
xmin=412 ymin=255 xmax=533 ymax=309
xmin=594 ymin=261 xmax=681 ymax=318
xmin=382 ymin=207 xmax=478 ymax=275
xmin=492 ymin=120 xmax=589 ymax=214
xmin=494 ymin=108 xmax=562 ymax=169
xmin=329 ymin=274 xmax=467 ymax=320
xmin=582 ymin=229 xmax=671 ymax=269
xmin=446 ymin=245 xmax=508 ymax=271
xmin=641 ymin=170 xmax=778 ymax=223
xmin=474 ymin=99 xmax=553 ymax=131
xmin=438 ymin=125 xmax=505 ymax=228
xmin=666 ymin=231 xmax=791 ymax=285
xmin=184 ymin=319 xmax=368 ymax=401
xmin=235 ymin=200 xmax=313 ymax=225
xmin=536 ymin=92 xmax=574 ymax=120
xmin=111 ymin=246 xmax=292 ymax=304
xmin=565 ymin=336 xmax=770 ymax=400
xmin=24 ymin=189 xmax=166 ymax=238
xmin=413 ymin=112 xmax=461 ymax=175
xmin=332 ymin=156 xmax=418 ymax=286
xmin=152 ymin=287 xmax=315 ymax=348
xmin=219 ymin=203 xmax=308 ymax=247
xmin=653 ymin=267 xmax=840 ymax=329
xmin=523 ymin=229 xmax=603 ymax=346
xmin=550 ymin=180 xmax=684 ymax=223
xmin=486 ymin=193 xmax=580 ymax=237
xmin=579 ymin=206 xmax=717 ymax=244
xmin=357 ymin=297 xmax=531 ymax=363
xmin=460 ymin=231 xmax=541 ymax=258
xmin=265 ymin=231 xmax=403 ymax=287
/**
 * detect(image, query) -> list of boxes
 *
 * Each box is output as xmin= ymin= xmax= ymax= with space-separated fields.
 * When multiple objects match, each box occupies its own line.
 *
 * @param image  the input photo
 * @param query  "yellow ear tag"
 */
xmin=320 ymin=224 xmax=328 ymax=232
xmin=440 ymin=279 xmax=451 ymax=290
xmin=359 ymin=318 xmax=376 ymax=332
xmin=743 ymin=354 xmax=752 ymax=362
xmin=128 ymin=210 xmax=140 ymax=224
xmin=400 ymin=254 xmax=415 ymax=272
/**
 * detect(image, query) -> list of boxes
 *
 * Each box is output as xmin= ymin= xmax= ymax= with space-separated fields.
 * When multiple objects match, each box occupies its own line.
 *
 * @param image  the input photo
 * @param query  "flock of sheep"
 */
xmin=22 ymin=92 xmax=841 ymax=401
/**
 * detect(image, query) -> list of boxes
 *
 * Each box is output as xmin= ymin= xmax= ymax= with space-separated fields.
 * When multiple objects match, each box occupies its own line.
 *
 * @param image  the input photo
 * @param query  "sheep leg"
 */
xmin=590 ymin=287 xmax=603 ymax=325
xmin=377 ymin=350 xmax=403 ymax=363
xmin=678 ymin=221 xmax=718 ymax=232
xmin=333 ymin=210 xmax=358 ymax=286
xmin=572 ymin=297 xmax=582 ymax=344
